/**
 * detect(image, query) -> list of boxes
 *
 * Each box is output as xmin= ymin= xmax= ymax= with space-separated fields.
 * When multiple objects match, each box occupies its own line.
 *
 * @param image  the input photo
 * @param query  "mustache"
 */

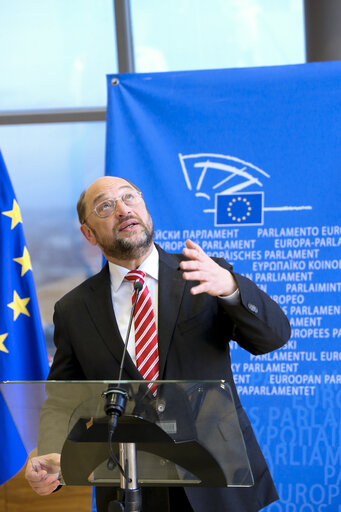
xmin=115 ymin=215 xmax=142 ymax=229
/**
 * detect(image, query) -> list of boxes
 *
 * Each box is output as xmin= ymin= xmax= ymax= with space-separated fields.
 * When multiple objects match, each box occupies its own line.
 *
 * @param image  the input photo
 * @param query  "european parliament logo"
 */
xmin=216 ymin=192 xmax=263 ymax=226
xmin=179 ymin=153 xmax=312 ymax=227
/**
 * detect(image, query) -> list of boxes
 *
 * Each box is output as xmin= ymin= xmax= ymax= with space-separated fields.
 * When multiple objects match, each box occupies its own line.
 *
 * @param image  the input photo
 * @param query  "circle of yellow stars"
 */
xmin=227 ymin=196 xmax=252 ymax=223
xmin=1 ymin=199 xmax=33 ymax=355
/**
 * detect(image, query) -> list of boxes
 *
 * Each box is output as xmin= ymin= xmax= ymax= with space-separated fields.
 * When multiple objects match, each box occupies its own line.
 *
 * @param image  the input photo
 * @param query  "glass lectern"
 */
xmin=0 ymin=380 xmax=253 ymax=508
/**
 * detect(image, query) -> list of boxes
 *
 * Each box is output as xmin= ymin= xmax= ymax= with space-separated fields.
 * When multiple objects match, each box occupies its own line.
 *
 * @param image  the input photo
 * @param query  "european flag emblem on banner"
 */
xmin=0 ymin=151 xmax=49 ymax=485
xmin=216 ymin=192 xmax=263 ymax=226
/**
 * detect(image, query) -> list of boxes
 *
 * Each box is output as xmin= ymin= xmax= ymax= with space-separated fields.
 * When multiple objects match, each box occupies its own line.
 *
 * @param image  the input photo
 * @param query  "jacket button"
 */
xmin=248 ymin=303 xmax=258 ymax=314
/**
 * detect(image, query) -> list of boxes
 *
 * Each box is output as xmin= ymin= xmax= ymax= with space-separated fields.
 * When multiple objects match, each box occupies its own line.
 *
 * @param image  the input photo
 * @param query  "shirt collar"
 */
xmin=109 ymin=244 xmax=159 ymax=292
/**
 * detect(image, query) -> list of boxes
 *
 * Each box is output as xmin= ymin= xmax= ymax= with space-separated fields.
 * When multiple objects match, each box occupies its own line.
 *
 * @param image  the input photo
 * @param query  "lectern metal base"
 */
xmin=108 ymin=443 xmax=142 ymax=512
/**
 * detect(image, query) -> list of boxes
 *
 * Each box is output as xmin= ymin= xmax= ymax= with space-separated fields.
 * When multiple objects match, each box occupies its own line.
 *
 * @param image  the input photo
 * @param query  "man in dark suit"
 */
xmin=26 ymin=176 xmax=291 ymax=511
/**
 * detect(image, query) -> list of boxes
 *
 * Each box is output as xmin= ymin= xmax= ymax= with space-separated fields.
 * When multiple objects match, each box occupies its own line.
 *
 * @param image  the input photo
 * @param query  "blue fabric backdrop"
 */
xmin=105 ymin=62 xmax=341 ymax=511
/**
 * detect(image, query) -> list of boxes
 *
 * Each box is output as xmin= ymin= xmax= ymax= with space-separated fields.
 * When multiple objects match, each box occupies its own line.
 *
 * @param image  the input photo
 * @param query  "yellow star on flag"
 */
xmin=7 ymin=290 xmax=30 ymax=321
xmin=13 ymin=247 xmax=32 ymax=276
xmin=2 ymin=199 xmax=23 ymax=229
xmin=0 ymin=333 xmax=9 ymax=354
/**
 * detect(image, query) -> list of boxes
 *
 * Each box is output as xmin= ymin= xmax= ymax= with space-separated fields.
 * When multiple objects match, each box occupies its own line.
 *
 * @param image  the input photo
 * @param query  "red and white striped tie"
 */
xmin=125 ymin=270 xmax=159 ymax=395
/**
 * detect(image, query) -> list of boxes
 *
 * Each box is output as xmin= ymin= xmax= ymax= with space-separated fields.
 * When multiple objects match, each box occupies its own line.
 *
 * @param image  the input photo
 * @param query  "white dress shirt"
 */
xmin=109 ymin=244 xmax=159 ymax=365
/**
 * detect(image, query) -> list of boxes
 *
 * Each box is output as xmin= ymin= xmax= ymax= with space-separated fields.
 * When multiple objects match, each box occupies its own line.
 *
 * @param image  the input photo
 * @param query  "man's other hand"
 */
xmin=25 ymin=452 xmax=61 ymax=495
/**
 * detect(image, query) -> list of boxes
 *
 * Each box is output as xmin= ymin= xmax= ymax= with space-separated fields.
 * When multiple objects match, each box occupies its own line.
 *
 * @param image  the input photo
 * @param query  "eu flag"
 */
xmin=0 ymin=151 xmax=49 ymax=485
xmin=216 ymin=192 xmax=263 ymax=226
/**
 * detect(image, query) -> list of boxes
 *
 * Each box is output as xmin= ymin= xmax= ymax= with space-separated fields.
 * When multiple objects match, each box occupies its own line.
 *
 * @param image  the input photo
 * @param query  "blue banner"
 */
xmin=0 ymin=151 xmax=49 ymax=485
xmin=106 ymin=62 xmax=341 ymax=511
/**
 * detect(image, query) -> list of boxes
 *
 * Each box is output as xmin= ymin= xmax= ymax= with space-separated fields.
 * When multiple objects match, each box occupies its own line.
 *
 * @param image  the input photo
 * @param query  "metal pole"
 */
xmin=119 ymin=443 xmax=138 ymax=490
xmin=119 ymin=443 xmax=127 ymax=489
xmin=113 ymin=0 xmax=135 ymax=73
xmin=118 ymin=443 xmax=141 ymax=512
xmin=304 ymin=0 xmax=341 ymax=62
xmin=0 ymin=107 xmax=106 ymax=125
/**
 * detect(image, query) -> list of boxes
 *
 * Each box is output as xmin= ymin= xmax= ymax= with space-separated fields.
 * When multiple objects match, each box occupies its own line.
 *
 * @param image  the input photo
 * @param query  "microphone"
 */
xmin=102 ymin=279 xmax=143 ymax=472
xmin=118 ymin=279 xmax=142 ymax=381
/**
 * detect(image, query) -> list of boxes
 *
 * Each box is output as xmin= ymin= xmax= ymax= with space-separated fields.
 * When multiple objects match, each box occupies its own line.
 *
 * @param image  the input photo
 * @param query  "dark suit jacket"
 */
xmin=42 ymin=245 xmax=291 ymax=512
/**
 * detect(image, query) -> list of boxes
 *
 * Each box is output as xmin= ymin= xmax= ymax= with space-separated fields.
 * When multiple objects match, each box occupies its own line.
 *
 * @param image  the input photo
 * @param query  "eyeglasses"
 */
xmin=83 ymin=190 xmax=143 ymax=223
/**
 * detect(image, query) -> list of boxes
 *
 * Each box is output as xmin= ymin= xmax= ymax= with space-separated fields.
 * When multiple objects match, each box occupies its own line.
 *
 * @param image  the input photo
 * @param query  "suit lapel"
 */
xmin=157 ymin=246 xmax=186 ymax=378
xmin=84 ymin=264 xmax=142 ymax=380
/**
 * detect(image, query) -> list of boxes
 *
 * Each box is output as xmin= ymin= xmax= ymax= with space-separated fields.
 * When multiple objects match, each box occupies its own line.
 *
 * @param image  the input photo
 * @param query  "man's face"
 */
xmin=82 ymin=177 xmax=154 ymax=262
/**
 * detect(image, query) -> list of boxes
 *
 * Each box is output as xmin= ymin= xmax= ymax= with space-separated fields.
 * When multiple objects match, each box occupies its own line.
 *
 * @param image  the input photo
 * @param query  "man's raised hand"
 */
xmin=180 ymin=239 xmax=238 ymax=297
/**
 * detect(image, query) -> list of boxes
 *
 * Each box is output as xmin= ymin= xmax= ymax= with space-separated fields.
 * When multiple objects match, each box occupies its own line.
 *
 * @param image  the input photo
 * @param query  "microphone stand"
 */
xmin=102 ymin=280 xmax=143 ymax=512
